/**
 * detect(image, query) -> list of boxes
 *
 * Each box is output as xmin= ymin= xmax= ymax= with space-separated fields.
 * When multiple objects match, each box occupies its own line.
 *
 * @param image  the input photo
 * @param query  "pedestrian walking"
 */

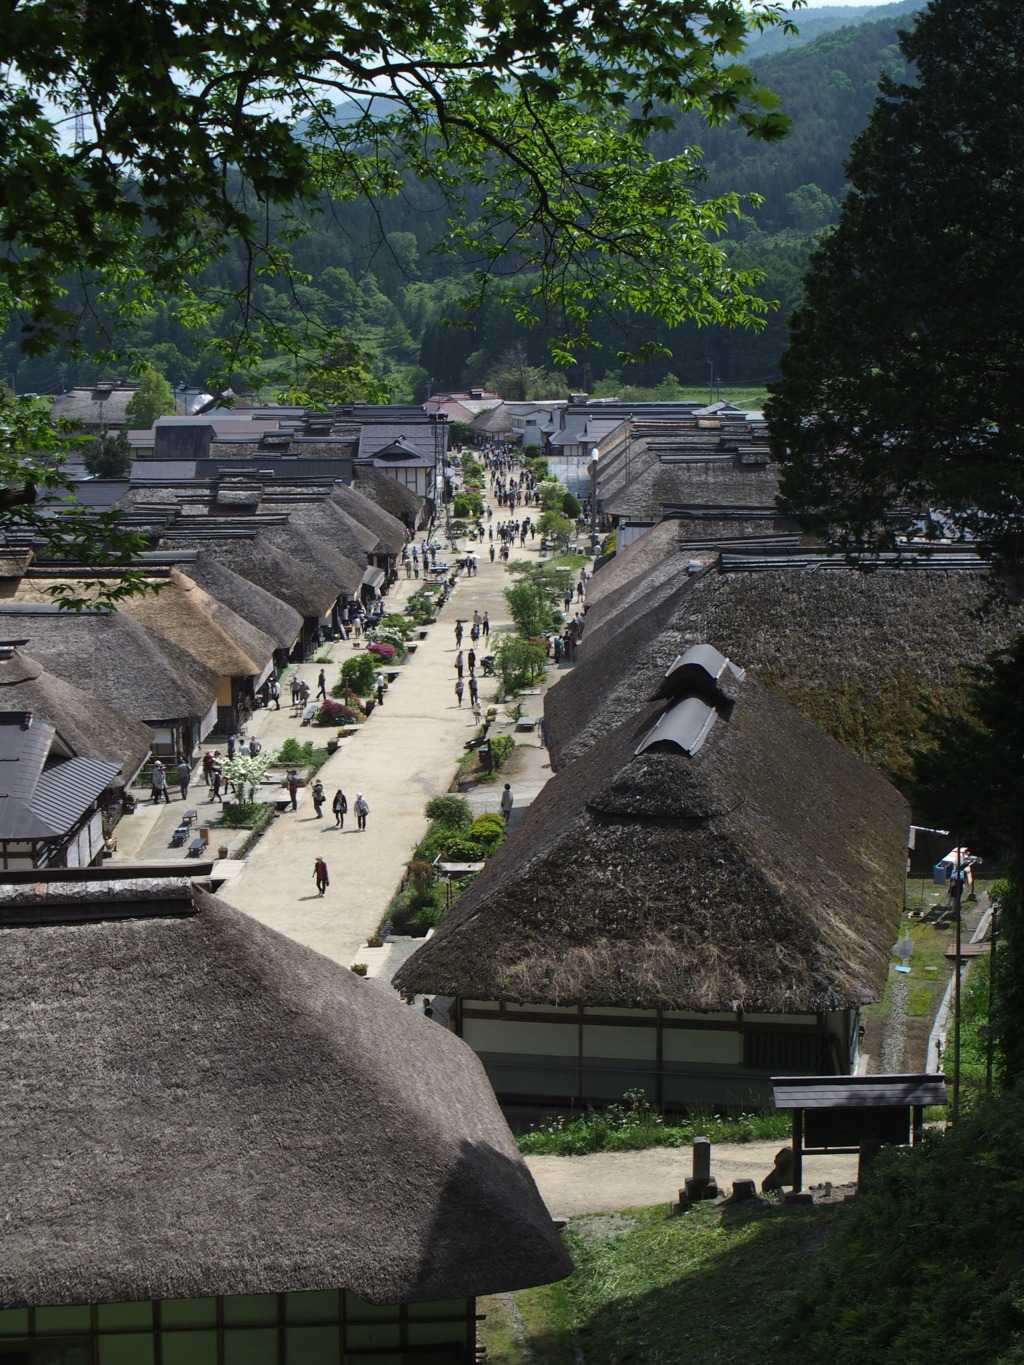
xmin=287 ymin=768 xmax=299 ymax=811
xmin=311 ymin=779 xmax=325 ymax=818
xmin=375 ymin=671 xmax=385 ymax=706
xmin=313 ymin=856 xmax=330 ymax=896
xmin=290 ymin=676 xmax=301 ymax=705
xmin=268 ymin=677 xmax=281 ymax=709
xmin=210 ymin=766 xmax=224 ymax=802
xmin=468 ymin=649 xmax=476 ymax=675
xmin=470 ymin=623 xmax=480 ymax=643
xmin=332 ymin=789 xmax=348 ymax=828
xmin=473 ymin=610 xmax=482 ymax=628
xmin=482 ymin=612 xmax=490 ymax=638
xmin=249 ymin=736 xmax=261 ymax=758
xmin=202 ymin=750 xmax=215 ymax=785
xmin=468 ymin=675 xmax=479 ymax=705
xmin=489 ymin=544 xmax=495 ymax=562
xmin=455 ymin=678 xmax=465 ymax=706
xmin=317 ymin=669 xmax=327 ymax=700
xmin=176 ymin=759 xmax=191 ymax=801
xmin=227 ymin=734 xmax=236 ymax=760
xmin=455 ymin=650 xmax=464 ymax=679
xmin=454 ymin=622 xmax=464 ymax=646
xmin=151 ymin=760 xmax=171 ymax=804
xmin=354 ymin=792 xmax=370 ymax=830
xmin=500 ymin=782 xmax=514 ymax=822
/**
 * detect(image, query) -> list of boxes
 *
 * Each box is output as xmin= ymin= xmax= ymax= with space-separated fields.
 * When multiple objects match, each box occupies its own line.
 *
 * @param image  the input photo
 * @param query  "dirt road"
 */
xmin=525 ymin=1141 xmax=859 ymax=1216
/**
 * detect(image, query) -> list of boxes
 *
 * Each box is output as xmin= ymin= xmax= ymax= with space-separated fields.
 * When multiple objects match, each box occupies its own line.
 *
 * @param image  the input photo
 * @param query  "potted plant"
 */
xmin=217 ymin=843 xmax=229 ymax=859
xmin=350 ymin=963 xmax=368 ymax=977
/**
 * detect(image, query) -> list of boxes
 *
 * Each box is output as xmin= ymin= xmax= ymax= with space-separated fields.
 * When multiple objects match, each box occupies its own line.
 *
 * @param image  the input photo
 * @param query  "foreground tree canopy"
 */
xmin=2 ymin=0 xmax=802 ymax=386
xmin=767 ymin=0 xmax=1024 ymax=580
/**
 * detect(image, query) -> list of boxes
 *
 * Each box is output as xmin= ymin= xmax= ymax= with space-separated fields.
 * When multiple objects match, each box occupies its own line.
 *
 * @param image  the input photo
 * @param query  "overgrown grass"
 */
xmin=480 ymin=1199 xmax=840 ymax=1365
xmin=516 ymin=1090 xmax=790 ymax=1156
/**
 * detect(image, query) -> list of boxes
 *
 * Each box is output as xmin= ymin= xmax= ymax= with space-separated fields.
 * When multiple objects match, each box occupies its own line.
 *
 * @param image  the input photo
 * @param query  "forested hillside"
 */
xmin=5 ymin=6 xmax=920 ymax=404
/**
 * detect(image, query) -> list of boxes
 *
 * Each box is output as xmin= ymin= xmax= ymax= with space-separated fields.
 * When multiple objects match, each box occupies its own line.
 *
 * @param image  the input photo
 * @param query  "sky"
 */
xmin=796 ymin=1 xmax=896 ymax=6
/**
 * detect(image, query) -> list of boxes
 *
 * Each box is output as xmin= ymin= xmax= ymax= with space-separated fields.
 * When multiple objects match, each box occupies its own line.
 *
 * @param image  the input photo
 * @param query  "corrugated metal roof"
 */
xmin=771 ymin=1074 xmax=948 ymax=1109
xmin=30 ymin=756 xmax=120 ymax=835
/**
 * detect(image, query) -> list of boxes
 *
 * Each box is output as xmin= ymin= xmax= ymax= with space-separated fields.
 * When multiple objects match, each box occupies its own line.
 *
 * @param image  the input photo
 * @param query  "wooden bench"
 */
xmin=187 ymin=836 xmax=208 ymax=857
xmin=300 ymin=704 xmax=319 ymax=726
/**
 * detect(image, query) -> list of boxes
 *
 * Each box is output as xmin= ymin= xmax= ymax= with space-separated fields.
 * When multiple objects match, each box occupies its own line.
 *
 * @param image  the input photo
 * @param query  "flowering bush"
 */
xmin=315 ymin=701 xmax=358 ymax=725
xmin=367 ymin=642 xmax=395 ymax=663
xmin=365 ymin=624 xmax=408 ymax=657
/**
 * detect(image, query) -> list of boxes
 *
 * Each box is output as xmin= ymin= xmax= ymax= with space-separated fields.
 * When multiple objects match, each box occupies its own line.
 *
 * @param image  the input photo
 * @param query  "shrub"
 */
xmin=277 ymin=738 xmax=314 ymax=765
xmin=471 ymin=812 xmax=507 ymax=849
xmin=491 ymin=631 xmax=546 ymax=693
xmin=367 ymin=641 xmax=395 ymax=663
xmin=440 ymin=836 xmax=489 ymax=862
xmin=561 ymin=491 xmax=582 ymax=518
xmin=315 ymin=701 xmax=358 ymax=725
xmin=340 ymin=652 xmax=378 ymax=695
xmin=488 ymin=735 xmax=515 ymax=769
xmin=453 ymin=488 xmax=484 ymax=517
xmin=218 ymin=802 xmax=266 ymax=828
xmin=379 ymin=613 xmax=414 ymax=639
xmin=424 ymin=794 xmax=473 ymax=828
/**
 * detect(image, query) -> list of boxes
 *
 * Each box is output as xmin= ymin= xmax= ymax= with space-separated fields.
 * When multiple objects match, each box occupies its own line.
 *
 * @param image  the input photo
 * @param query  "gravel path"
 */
xmin=525 ymin=1141 xmax=860 ymax=1216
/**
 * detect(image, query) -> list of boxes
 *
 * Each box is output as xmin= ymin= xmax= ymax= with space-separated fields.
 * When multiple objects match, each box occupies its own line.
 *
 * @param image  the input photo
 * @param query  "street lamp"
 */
xmin=589 ymin=448 xmax=600 ymax=553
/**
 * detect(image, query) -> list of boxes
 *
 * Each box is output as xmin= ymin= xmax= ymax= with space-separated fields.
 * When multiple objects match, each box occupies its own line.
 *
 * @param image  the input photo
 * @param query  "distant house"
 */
xmin=0 ymin=711 xmax=120 ymax=870
xmin=0 ymin=869 xmax=571 ymax=1361
xmin=355 ymin=435 xmax=438 ymax=500
xmin=396 ymin=646 xmax=908 ymax=1110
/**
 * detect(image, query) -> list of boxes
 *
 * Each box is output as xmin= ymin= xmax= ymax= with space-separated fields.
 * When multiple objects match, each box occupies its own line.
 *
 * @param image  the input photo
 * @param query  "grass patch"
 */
xmin=483 ymin=1201 xmax=843 ymax=1365
xmin=516 ymin=1091 xmax=790 ymax=1156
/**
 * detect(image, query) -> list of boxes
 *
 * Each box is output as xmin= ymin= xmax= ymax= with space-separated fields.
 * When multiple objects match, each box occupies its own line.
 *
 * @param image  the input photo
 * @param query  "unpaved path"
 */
xmin=525 ymin=1141 xmax=859 ymax=1216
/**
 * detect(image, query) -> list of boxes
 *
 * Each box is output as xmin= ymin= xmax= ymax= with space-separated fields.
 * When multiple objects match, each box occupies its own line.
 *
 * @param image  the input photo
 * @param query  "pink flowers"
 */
xmin=367 ymin=642 xmax=395 ymax=663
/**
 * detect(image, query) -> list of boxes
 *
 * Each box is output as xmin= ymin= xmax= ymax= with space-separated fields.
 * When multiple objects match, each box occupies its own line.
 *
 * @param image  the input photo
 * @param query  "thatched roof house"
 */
xmin=0 ymin=871 xmax=570 ymax=1333
xmin=178 ymin=551 xmax=303 ymax=654
xmin=551 ymin=550 xmax=1024 ymax=785
xmin=353 ymin=465 xmax=425 ymax=529
xmin=0 ymin=604 xmax=221 ymax=757
xmin=396 ymin=647 xmax=908 ymax=1108
xmin=0 ymin=644 xmax=152 ymax=785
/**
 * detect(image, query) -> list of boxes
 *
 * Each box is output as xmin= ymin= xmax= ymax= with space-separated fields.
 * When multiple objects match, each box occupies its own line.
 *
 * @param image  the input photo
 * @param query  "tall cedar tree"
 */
xmin=767 ymin=0 xmax=1024 ymax=574
xmin=766 ymin=0 xmax=1024 ymax=1078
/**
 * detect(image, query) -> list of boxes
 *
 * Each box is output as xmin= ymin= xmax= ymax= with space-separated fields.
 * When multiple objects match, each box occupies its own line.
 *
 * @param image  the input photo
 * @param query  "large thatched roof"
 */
xmin=167 ymin=534 xmax=342 ymax=619
xmin=0 ymin=877 xmax=571 ymax=1308
xmin=116 ymin=570 xmax=275 ymax=679
xmin=181 ymin=552 xmax=303 ymax=652
xmin=551 ymin=557 xmax=1024 ymax=784
xmin=0 ymin=647 xmax=153 ymax=783
xmin=0 ymin=605 xmax=220 ymax=724
xmin=396 ymin=659 xmax=908 ymax=1012
xmin=352 ymin=466 xmax=425 ymax=525
xmin=328 ymin=483 xmax=409 ymax=554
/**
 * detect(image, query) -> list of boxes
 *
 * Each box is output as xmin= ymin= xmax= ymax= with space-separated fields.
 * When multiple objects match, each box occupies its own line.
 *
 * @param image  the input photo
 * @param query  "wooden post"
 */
xmin=791 ymin=1109 xmax=803 ymax=1193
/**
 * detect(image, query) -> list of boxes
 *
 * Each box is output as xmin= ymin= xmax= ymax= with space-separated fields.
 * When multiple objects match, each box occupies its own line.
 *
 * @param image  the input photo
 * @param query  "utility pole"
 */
xmin=589 ymin=447 xmax=599 ymax=554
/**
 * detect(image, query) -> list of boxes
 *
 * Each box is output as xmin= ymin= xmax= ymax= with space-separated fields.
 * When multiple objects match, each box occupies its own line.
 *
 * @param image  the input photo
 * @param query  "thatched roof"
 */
xmin=352 ymin=466 xmax=425 ymax=525
xmin=166 ymin=534 xmax=343 ymax=619
xmin=0 ymin=605 xmax=221 ymax=724
xmin=180 ymin=552 xmax=303 ymax=652
xmin=0 ymin=648 xmax=153 ymax=783
xmin=101 ymin=571 xmax=272 ymax=680
xmin=329 ymin=482 xmax=409 ymax=554
xmin=0 ymin=878 xmax=571 ymax=1307
xmin=396 ymin=658 xmax=908 ymax=1012
xmin=602 ymin=455 xmax=779 ymax=521
xmin=551 ymin=557 xmax=1024 ymax=784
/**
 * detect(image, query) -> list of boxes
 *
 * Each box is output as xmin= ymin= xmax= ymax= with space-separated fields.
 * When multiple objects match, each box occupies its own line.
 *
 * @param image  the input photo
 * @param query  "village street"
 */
xmin=116 ymin=482 xmax=560 ymax=978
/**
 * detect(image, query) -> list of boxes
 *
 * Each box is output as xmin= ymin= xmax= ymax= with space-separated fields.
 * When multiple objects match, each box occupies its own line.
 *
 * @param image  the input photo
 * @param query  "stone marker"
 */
xmin=761 ymin=1145 xmax=796 ymax=1195
xmin=683 ymin=1135 xmax=719 ymax=1202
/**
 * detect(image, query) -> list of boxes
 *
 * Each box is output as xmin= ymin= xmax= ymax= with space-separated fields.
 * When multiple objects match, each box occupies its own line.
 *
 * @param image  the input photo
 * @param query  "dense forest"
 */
xmin=4 ymin=2 xmax=922 ymax=403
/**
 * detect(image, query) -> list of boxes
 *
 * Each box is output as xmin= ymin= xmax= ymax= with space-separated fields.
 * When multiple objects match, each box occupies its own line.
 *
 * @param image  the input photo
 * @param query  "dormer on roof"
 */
xmin=636 ymin=645 xmax=746 ymax=756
